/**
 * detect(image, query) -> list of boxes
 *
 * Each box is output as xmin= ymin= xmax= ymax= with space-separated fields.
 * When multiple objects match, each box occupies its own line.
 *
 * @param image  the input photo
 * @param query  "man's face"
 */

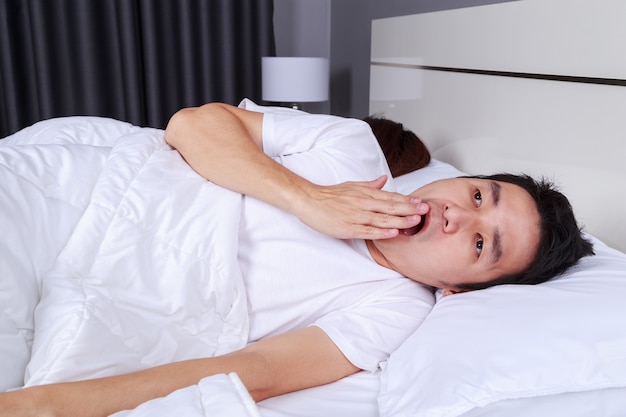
xmin=371 ymin=177 xmax=541 ymax=293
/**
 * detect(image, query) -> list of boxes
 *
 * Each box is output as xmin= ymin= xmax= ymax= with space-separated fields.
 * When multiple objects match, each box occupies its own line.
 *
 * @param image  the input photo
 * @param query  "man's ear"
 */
xmin=441 ymin=288 xmax=472 ymax=297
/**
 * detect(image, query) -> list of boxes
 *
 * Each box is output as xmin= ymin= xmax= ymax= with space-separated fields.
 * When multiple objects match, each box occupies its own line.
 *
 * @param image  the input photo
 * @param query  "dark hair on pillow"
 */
xmin=363 ymin=116 xmax=431 ymax=177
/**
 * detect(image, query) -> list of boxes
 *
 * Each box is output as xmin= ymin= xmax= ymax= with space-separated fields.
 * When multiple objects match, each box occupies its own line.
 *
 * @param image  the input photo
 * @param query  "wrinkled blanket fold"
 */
xmin=1 ymin=117 xmax=255 ymax=415
xmin=110 ymin=373 xmax=261 ymax=417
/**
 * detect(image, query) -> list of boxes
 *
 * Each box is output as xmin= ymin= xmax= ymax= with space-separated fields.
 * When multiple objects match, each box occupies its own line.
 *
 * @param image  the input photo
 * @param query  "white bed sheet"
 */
xmin=258 ymin=371 xmax=380 ymax=417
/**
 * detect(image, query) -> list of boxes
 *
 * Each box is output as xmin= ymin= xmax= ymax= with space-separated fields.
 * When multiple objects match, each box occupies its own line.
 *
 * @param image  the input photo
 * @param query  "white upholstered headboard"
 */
xmin=369 ymin=0 xmax=626 ymax=253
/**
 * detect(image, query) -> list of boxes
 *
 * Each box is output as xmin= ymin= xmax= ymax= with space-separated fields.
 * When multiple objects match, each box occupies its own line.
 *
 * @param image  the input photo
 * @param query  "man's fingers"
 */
xmin=347 ymin=224 xmax=400 ymax=240
xmin=365 ymin=175 xmax=389 ymax=190
xmin=358 ymin=196 xmax=429 ymax=219
xmin=370 ymin=212 xmax=423 ymax=230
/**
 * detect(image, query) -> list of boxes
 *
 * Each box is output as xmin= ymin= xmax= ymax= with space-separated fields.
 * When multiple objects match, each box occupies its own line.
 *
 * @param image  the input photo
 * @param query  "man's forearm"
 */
xmin=2 ymin=350 xmax=265 ymax=417
xmin=0 ymin=328 xmax=359 ymax=417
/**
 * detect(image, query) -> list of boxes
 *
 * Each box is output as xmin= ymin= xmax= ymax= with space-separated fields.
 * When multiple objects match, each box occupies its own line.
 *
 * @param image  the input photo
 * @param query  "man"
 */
xmin=0 ymin=102 xmax=592 ymax=417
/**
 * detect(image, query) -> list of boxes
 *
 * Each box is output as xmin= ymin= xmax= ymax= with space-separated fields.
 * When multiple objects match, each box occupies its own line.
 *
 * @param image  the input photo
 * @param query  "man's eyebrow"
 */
xmin=491 ymin=228 xmax=503 ymax=263
xmin=490 ymin=181 xmax=503 ymax=263
xmin=489 ymin=181 xmax=502 ymax=264
xmin=490 ymin=181 xmax=501 ymax=207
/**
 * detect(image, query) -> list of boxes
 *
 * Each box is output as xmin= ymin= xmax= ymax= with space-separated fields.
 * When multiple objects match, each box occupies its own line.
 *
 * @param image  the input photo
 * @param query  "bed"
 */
xmin=2 ymin=1 xmax=626 ymax=416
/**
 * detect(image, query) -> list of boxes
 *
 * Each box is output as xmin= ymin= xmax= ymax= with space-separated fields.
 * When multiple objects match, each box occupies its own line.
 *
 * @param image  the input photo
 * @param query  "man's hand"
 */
xmin=291 ymin=175 xmax=429 ymax=240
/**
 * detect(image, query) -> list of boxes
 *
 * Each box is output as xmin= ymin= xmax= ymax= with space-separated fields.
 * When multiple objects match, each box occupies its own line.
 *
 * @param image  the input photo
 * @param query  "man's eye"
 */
xmin=476 ymin=235 xmax=484 ymax=257
xmin=473 ymin=190 xmax=482 ymax=207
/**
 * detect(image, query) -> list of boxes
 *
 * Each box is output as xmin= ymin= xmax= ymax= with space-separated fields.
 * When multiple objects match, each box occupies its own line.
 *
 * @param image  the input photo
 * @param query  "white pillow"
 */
xmin=392 ymin=159 xmax=465 ymax=194
xmin=378 ymin=235 xmax=626 ymax=416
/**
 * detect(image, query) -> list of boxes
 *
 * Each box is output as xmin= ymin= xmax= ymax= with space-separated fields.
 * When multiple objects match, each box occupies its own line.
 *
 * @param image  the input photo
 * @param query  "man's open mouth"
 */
xmin=401 ymin=215 xmax=426 ymax=236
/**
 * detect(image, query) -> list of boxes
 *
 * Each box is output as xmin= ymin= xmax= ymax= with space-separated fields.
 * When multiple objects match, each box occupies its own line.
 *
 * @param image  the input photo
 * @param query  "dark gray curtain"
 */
xmin=0 ymin=0 xmax=275 ymax=137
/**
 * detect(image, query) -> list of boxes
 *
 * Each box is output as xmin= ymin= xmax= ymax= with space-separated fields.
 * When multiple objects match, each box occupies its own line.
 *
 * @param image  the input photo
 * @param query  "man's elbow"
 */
xmin=164 ymin=107 xmax=196 ymax=149
xmin=165 ymin=103 xmax=230 ymax=149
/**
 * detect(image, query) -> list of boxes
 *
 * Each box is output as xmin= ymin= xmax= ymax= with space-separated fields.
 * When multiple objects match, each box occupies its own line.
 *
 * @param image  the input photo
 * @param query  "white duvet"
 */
xmin=0 ymin=117 xmax=259 ymax=416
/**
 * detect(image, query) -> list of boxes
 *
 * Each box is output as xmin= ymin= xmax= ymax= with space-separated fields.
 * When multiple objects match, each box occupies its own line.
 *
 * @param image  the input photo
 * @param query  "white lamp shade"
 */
xmin=262 ymin=57 xmax=329 ymax=102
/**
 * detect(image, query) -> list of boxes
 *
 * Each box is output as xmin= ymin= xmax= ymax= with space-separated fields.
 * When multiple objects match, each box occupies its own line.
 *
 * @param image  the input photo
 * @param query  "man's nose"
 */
xmin=442 ymin=204 xmax=475 ymax=233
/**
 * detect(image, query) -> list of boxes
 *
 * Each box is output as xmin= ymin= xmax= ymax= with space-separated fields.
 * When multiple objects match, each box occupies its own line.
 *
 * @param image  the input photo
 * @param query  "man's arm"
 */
xmin=0 ymin=327 xmax=359 ymax=417
xmin=164 ymin=102 xmax=427 ymax=240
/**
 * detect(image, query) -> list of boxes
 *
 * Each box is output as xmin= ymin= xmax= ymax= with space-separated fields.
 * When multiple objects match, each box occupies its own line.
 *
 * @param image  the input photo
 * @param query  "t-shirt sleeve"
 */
xmin=261 ymin=109 xmax=394 ymax=189
xmin=314 ymin=280 xmax=435 ymax=372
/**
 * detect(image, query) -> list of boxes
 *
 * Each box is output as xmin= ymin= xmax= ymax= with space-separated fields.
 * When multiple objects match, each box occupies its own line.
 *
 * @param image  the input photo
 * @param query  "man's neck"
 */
xmin=365 ymin=239 xmax=394 ymax=271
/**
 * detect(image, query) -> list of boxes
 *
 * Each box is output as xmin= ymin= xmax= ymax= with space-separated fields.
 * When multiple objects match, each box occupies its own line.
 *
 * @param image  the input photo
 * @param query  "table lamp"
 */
xmin=262 ymin=57 xmax=329 ymax=109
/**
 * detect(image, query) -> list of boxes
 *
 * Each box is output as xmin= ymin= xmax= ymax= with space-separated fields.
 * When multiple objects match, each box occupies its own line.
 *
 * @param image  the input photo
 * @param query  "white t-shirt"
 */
xmin=237 ymin=101 xmax=434 ymax=372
